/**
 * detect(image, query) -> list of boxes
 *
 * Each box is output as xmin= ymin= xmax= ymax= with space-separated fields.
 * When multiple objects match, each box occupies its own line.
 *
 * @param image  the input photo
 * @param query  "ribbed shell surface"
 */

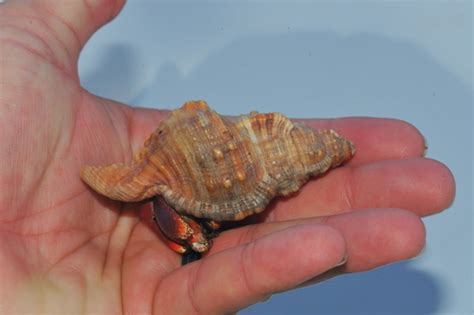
xmin=81 ymin=101 xmax=355 ymax=221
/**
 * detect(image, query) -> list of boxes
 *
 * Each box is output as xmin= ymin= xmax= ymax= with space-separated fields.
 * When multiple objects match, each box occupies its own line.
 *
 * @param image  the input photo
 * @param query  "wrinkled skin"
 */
xmin=0 ymin=1 xmax=455 ymax=314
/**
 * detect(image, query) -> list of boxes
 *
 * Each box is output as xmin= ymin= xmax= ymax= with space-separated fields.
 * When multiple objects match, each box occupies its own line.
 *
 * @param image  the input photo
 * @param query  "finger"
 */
xmin=34 ymin=0 xmax=125 ymax=49
xmin=300 ymin=207 xmax=426 ymax=287
xmin=326 ymin=208 xmax=425 ymax=271
xmin=267 ymin=157 xmax=455 ymax=220
xmin=154 ymin=224 xmax=346 ymax=314
xmin=302 ymin=117 xmax=426 ymax=165
xmin=211 ymin=208 xmax=425 ymax=274
xmin=2 ymin=0 xmax=125 ymax=68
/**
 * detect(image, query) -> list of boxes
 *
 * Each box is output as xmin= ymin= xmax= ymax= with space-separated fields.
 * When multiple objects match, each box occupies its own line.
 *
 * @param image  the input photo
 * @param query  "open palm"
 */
xmin=0 ymin=1 xmax=455 ymax=314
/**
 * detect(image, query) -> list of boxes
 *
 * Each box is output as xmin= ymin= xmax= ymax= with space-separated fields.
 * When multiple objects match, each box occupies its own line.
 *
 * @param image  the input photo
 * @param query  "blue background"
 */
xmin=79 ymin=1 xmax=473 ymax=314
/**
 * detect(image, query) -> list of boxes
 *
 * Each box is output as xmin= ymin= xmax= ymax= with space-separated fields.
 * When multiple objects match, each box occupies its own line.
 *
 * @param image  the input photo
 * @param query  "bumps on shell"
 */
xmin=81 ymin=100 xmax=355 ymax=221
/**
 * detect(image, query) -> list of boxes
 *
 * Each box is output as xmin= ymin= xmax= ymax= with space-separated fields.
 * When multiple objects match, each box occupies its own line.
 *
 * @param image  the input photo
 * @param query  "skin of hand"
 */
xmin=0 ymin=1 xmax=455 ymax=314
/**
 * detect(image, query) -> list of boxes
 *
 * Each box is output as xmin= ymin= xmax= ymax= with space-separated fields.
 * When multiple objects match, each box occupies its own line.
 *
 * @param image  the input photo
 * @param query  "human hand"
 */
xmin=0 ymin=1 xmax=455 ymax=314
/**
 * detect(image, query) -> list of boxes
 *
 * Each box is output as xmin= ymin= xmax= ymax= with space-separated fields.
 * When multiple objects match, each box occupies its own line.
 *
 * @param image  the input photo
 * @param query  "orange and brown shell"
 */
xmin=81 ymin=101 xmax=355 ymax=221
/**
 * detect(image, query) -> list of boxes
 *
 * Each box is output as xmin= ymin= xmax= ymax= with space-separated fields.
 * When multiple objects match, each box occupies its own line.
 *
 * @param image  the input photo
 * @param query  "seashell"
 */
xmin=81 ymin=100 xmax=355 ymax=222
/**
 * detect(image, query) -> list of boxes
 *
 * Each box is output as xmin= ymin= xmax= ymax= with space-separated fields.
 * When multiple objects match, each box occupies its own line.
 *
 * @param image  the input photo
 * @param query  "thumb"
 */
xmin=3 ymin=0 xmax=125 ymax=69
xmin=34 ymin=0 xmax=125 ymax=48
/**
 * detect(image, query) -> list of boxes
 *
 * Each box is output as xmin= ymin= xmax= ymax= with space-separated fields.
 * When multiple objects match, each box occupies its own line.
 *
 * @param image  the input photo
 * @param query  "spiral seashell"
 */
xmin=81 ymin=100 xmax=355 ymax=221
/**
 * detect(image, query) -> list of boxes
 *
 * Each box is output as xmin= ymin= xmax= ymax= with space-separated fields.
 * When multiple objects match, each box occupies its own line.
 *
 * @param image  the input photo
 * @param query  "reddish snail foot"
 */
xmin=153 ymin=196 xmax=211 ymax=255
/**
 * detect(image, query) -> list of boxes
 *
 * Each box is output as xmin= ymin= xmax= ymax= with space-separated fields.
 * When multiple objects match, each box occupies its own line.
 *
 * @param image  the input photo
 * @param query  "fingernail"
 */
xmin=334 ymin=254 xmax=348 ymax=267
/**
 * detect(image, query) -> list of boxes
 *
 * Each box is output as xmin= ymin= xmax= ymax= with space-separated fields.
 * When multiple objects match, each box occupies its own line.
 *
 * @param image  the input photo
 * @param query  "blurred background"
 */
xmin=79 ymin=1 xmax=472 ymax=314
